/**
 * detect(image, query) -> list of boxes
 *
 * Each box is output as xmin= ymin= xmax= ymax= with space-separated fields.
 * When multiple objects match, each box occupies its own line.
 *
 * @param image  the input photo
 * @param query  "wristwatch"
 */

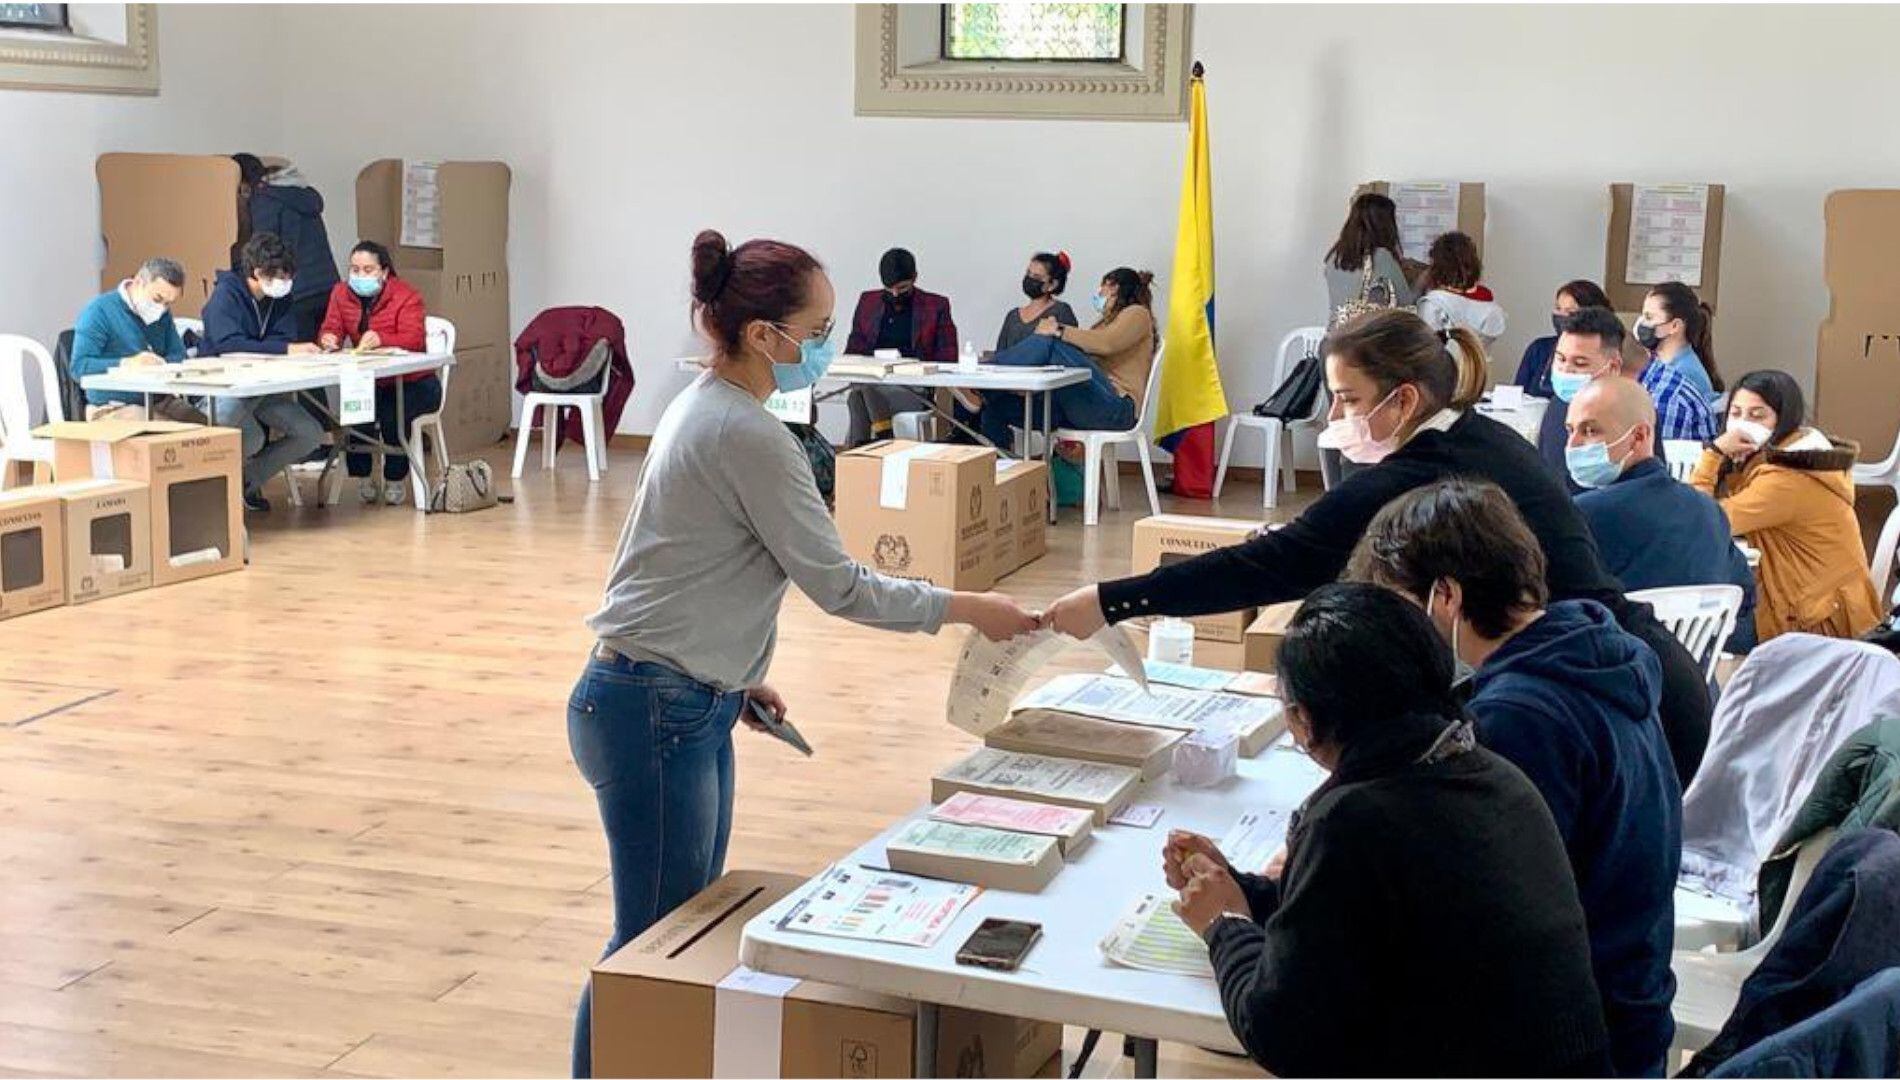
xmin=1202 ymin=910 xmax=1253 ymax=943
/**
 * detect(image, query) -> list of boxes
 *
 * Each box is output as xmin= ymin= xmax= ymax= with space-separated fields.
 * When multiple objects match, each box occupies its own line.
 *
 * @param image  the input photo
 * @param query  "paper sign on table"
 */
xmin=762 ymin=386 xmax=813 ymax=424
xmin=1100 ymin=893 xmax=1214 ymax=978
xmin=947 ymin=626 xmax=1147 ymax=736
xmin=338 ymin=362 xmax=376 ymax=425
xmin=1219 ymin=808 xmax=1292 ymax=876
xmin=1108 ymin=803 xmax=1164 ymax=829
xmin=777 ymin=863 xmax=978 ymax=948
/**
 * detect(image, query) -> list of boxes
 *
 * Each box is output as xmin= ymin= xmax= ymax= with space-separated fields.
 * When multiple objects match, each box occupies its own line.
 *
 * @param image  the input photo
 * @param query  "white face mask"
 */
xmin=1727 ymin=417 xmax=1774 ymax=449
xmin=132 ymin=294 xmax=166 ymax=325
xmin=260 ymin=277 xmax=293 ymax=300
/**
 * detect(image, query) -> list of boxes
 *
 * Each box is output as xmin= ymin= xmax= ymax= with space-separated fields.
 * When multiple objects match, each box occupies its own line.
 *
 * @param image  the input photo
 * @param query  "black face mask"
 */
xmin=1550 ymin=312 xmax=1566 ymax=336
xmin=1022 ymin=276 xmax=1048 ymax=300
xmin=886 ymin=289 xmax=912 ymax=309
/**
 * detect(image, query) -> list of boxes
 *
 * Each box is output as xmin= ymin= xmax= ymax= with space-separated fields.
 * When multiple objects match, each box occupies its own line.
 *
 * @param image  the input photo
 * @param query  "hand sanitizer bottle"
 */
xmin=959 ymin=340 xmax=979 ymax=370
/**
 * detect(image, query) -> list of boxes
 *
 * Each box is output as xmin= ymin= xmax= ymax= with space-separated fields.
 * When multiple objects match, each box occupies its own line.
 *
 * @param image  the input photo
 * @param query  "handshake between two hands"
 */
xmin=952 ymin=583 xmax=1109 ymax=642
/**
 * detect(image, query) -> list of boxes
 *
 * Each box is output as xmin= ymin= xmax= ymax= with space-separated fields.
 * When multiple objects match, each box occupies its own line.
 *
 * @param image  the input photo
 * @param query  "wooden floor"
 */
xmin=0 ymin=442 xmax=1311 ymax=1078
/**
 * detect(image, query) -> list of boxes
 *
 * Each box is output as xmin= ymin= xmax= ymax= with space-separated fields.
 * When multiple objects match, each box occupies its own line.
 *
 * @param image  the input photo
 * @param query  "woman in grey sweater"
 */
xmin=567 ymin=230 xmax=1039 ymax=1076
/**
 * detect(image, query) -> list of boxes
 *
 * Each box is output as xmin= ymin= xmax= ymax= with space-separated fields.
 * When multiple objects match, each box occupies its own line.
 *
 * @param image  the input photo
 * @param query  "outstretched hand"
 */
xmin=1041 ymin=584 xmax=1106 ymax=639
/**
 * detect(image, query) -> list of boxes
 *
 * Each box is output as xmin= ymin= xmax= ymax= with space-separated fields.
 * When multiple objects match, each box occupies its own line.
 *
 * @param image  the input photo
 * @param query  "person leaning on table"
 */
xmin=318 ymin=240 xmax=433 ymax=504
xmin=69 ymin=256 xmax=208 ymax=424
xmin=565 ymin=228 xmax=1040 ymax=1078
xmin=1166 ymin=582 xmax=1612 ymax=1077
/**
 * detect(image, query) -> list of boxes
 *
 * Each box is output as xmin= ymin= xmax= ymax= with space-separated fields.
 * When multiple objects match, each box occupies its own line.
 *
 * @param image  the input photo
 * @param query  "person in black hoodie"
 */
xmin=1042 ymin=307 xmax=1712 ymax=786
xmin=1347 ymin=478 xmax=1682 ymax=1077
xmin=200 ymin=232 xmax=326 ymax=511
xmin=1168 ymin=582 xmax=1611 ymax=1077
xmin=234 ymin=154 xmax=341 ymax=342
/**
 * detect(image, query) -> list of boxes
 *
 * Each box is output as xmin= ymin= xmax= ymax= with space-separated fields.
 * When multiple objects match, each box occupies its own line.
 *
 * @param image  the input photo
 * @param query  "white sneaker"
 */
xmin=358 ymin=479 xmax=379 ymax=503
xmin=383 ymin=483 xmax=408 ymax=506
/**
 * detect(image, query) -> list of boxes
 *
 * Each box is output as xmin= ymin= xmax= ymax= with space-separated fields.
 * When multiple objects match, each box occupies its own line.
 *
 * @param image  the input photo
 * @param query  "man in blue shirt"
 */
xmin=1569 ymin=376 xmax=1757 ymax=652
xmin=1535 ymin=307 xmax=1667 ymax=494
xmin=69 ymin=257 xmax=206 ymax=423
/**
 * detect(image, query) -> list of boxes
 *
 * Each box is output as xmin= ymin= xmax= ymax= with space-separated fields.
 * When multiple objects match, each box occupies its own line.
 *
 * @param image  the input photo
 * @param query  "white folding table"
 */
xmin=740 ymin=740 xmax=1329 ymax=1077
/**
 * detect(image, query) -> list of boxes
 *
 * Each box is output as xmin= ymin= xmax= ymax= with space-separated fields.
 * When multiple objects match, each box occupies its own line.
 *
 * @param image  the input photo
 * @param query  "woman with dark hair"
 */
xmin=1693 ymin=369 xmax=1880 ymax=642
xmin=1415 ymin=231 xmax=1506 ymax=345
xmin=1166 ymin=582 xmax=1611 ymax=1077
xmin=318 ymin=240 xmax=433 ymax=502
xmin=566 ymin=229 xmax=1037 ymax=1077
xmin=1639 ymin=281 xmax=1722 ymax=404
xmin=995 ymin=251 xmax=1077 ymax=352
xmin=1323 ymin=192 xmax=1419 ymax=314
xmin=977 ymin=266 xmax=1157 ymax=451
xmin=1515 ymin=279 xmax=1614 ymax=398
xmin=233 ymin=152 xmax=341 ymax=341
xmin=1043 ymin=307 xmax=1715 ymax=787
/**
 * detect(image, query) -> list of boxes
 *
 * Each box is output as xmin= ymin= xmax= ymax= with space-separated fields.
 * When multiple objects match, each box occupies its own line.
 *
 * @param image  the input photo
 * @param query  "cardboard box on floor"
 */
xmin=357 ymin=159 xmax=513 ymax=451
xmin=0 ymin=488 xmax=65 ymax=622
xmin=1130 ymin=515 xmax=1260 ymax=643
xmin=35 ymin=420 xmax=243 ymax=587
xmin=96 ymin=153 xmax=243 ymax=319
xmin=1815 ymin=191 xmax=1900 ymax=462
xmin=837 ymin=441 xmax=998 ymax=591
xmin=1604 ymin=182 xmax=1726 ymax=313
xmin=51 ymin=479 xmax=152 ymax=604
xmin=592 ymin=871 xmax=1061 ymax=1079
xmin=1354 ymin=180 xmax=1486 ymax=258
xmin=991 ymin=459 xmax=1049 ymax=578
xmin=1242 ymin=601 xmax=1302 ymax=674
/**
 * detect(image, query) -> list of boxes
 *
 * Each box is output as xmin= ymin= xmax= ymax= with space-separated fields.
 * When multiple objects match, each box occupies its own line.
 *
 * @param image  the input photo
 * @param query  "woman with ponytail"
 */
xmin=1638 ymin=282 xmax=1722 ymax=405
xmin=567 ymin=230 xmax=1039 ymax=1076
xmin=1044 ymin=308 xmax=1714 ymax=787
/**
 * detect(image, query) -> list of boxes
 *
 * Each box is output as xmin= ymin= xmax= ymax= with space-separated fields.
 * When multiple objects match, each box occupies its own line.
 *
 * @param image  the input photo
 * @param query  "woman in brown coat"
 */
xmin=1692 ymin=369 xmax=1881 ymax=642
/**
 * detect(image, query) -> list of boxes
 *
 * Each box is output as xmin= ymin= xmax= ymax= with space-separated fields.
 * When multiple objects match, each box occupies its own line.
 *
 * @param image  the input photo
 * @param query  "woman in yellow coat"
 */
xmin=1692 ymin=370 xmax=1882 ymax=642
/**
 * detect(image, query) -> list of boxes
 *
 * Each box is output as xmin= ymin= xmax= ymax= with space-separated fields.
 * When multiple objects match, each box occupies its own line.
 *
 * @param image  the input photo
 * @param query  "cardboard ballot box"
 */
xmin=991 ymin=459 xmax=1049 ymax=578
xmin=1243 ymin=602 xmax=1302 ymax=673
xmin=1130 ymin=515 xmax=1262 ymax=643
xmin=0 ymin=487 xmax=65 ymax=622
xmin=837 ymin=441 xmax=998 ymax=591
xmin=592 ymin=871 xmax=1060 ymax=1079
xmin=51 ymin=479 xmax=152 ymax=605
xmin=36 ymin=421 xmax=243 ymax=587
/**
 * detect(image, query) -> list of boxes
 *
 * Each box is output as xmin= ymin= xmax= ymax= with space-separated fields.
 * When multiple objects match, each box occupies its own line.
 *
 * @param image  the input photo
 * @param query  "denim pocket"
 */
xmin=653 ymin=681 xmax=724 ymax=739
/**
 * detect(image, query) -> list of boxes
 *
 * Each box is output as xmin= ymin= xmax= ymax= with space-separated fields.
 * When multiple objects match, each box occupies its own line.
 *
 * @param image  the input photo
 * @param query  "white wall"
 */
xmin=0 ymin=4 xmax=286 ymax=350
xmin=13 ymin=4 xmax=1900 ymax=448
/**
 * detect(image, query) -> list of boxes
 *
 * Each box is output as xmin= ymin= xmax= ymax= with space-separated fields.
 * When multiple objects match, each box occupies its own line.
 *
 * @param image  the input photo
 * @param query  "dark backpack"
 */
xmin=786 ymin=422 xmax=835 ymax=507
xmin=1253 ymin=350 xmax=1324 ymax=421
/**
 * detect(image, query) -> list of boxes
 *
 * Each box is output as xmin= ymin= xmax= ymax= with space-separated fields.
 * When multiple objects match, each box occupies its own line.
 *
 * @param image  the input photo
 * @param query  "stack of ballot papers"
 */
xmin=983 ymin=710 xmax=1182 ymax=779
xmin=1011 ymin=673 xmax=1287 ymax=756
xmin=932 ymin=747 xmax=1140 ymax=825
xmin=884 ymin=818 xmax=1063 ymax=892
xmin=928 ymin=792 xmax=1094 ymax=856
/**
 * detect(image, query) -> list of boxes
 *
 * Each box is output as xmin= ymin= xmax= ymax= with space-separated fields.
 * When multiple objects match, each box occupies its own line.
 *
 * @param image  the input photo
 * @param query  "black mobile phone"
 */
xmin=954 ymin=918 xmax=1042 ymax=972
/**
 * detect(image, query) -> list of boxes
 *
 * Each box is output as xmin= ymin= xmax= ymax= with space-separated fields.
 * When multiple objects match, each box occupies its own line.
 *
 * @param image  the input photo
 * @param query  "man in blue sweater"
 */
xmin=200 ymin=232 xmax=325 ymax=511
xmin=1349 ymin=478 xmax=1682 ymax=1078
xmin=1569 ymin=376 xmax=1758 ymax=653
xmin=69 ymin=257 xmax=206 ymax=423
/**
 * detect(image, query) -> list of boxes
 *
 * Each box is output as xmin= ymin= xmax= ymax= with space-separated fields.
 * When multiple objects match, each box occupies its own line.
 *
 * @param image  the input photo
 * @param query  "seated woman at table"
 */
xmin=976 ymin=267 xmax=1155 ymax=454
xmin=1165 ymin=582 xmax=1611 ymax=1077
xmin=319 ymin=240 xmax=435 ymax=504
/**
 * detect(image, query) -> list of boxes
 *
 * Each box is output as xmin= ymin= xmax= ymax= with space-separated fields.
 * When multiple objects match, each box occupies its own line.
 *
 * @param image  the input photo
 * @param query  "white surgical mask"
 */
xmin=1727 ymin=417 xmax=1774 ymax=449
xmin=1316 ymin=386 xmax=1407 ymax=465
xmin=260 ymin=277 xmax=293 ymax=300
xmin=1426 ymin=581 xmax=1478 ymax=688
xmin=133 ymin=295 xmax=166 ymax=325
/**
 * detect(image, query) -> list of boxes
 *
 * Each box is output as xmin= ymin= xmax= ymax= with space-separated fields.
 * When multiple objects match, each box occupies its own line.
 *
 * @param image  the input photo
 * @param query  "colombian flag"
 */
xmin=1154 ymin=62 xmax=1225 ymax=499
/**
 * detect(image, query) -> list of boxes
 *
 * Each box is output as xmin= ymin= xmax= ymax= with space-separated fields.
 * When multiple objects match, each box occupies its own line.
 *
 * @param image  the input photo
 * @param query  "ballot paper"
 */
xmin=1626 ymin=183 xmax=1709 ymax=287
xmin=1100 ymin=893 xmax=1214 ymax=978
xmin=947 ymin=626 xmax=1147 ymax=735
xmin=1106 ymin=659 xmax=1235 ymax=692
xmin=777 ymin=863 xmax=978 ymax=948
xmin=1016 ymin=674 xmax=1205 ymax=730
xmin=1218 ymin=808 xmax=1292 ymax=877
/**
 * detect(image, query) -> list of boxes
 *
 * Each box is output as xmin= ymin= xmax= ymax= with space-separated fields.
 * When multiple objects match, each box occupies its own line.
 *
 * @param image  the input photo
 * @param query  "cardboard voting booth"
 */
xmin=836 ymin=441 xmax=998 ymax=591
xmin=356 ymin=160 xmax=513 ymax=450
xmin=0 ymin=487 xmax=66 ymax=622
xmin=96 ymin=153 xmax=243 ymax=318
xmin=1354 ymin=181 xmax=1486 ymax=260
xmin=1605 ymin=182 xmax=1726 ymax=313
xmin=1815 ymin=190 xmax=1900 ymax=463
xmin=37 ymin=421 xmax=243 ymax=587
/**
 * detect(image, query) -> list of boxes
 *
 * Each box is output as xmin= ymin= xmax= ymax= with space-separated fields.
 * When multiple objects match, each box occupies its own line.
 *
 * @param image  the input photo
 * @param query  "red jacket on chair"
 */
xmin=318 ymin=276 xmax=430 ymax=382
xmin=512 ymin=306 xmax=634 ymax=450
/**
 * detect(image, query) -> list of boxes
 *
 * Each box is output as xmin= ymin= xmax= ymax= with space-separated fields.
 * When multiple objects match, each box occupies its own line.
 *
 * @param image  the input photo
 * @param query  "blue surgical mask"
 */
xmin=348 ymin=274 xmax=383 ymax=299
xmin=1090 ymin=292 xmax=1107 ymax=313
xmin=1565 ymin=426 xmax=1638 ymax=490
xmin=764 ymin=325 xmax=836 ymax=393
xmin=1550 ymin=369 xmax=1592 ymax=403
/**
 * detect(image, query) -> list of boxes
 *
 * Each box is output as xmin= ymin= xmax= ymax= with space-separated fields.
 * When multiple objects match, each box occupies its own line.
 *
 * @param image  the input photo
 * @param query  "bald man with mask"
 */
xmin=1569 ymin=376 xmax=1757 ymax=652
xmin=1536 ymin=308 xmax=1669 ymax=495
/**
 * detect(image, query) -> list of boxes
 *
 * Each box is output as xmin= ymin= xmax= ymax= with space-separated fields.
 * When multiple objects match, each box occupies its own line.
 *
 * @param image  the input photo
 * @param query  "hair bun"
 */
xmin=1056 ymin=251 xmax=1071 ymax=270
xmin=691 ymin=229 xmax=734 ymax=304
xmin=1137 ymin=270 xmax=1155 ymax=286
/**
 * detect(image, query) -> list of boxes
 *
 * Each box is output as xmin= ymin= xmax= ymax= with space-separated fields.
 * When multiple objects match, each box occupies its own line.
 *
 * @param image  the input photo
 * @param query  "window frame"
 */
xmin=938 ymin=4 xmax=1128 ymax=64
xmin=0 ymin=4 xmax=70 ymax=32
xmin=0 ymin=3 xmax=158 ymax=95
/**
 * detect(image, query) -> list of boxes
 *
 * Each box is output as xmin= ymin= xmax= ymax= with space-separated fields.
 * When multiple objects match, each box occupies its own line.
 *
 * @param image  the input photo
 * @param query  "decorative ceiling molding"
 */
xmin=0 ymin=4 xmax=159 ymax=95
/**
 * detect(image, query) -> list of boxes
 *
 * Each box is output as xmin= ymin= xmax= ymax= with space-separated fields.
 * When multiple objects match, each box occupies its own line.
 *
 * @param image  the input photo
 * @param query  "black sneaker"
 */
xmin=243 ymin=488 xmax=272 ymax=513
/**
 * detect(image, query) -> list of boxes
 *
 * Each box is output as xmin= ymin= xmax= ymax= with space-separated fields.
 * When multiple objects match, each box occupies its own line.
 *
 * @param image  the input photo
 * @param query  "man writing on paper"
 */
xmin=69 ymin=257 xmax=207 ymax=423
xmin=200 ymin=232 xmax=327 ymax=513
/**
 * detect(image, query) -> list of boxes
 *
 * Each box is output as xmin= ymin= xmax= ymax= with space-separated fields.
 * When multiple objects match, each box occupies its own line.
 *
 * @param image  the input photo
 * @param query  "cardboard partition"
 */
xmin=991 ymin=460 xmax=1048 ymax=579
xmin=52 ymin=479 xmax=152 ymax=604
xmin=1822 ymin=191 xmax=1900 ymax=317
xmin=97 ymin=153 xmax=241 ymax=318
xmin=1130 ymin=514 xmax=1261 ymax=643
xmin=1355 ymin=180 xmax=1486 ymax=260
xmin=1242 ymin=601 xmax=1302 ymax=674
xmin=0 ymin=488 xmax=66 ymax=622
xmin=1816 ymin=320 xmax=1900 ymax=464
xmin=36 ymin=421 xmax=244 ymax=587
xmin=1604 ymin=182 xmax=1726 ymax=313
xmin=837 ymin=441 xmax=997 ymax=591
xmin=592 ymin=871 xmax=1060 ymax=1079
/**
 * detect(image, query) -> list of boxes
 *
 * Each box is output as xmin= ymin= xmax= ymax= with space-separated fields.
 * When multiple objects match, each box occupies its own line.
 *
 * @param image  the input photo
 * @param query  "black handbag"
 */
xmin=785 ymin=422 xmax=836 ymax=507
xmin=1252 ymin=352 xmax=1324 ymax=421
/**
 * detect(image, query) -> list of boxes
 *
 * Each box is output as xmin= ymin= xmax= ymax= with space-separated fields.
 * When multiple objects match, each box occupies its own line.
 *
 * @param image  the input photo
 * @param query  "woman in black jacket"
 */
xmin=1043 ymin=308 xmax=1712 ymax=786
xmin=1168 ymin=583 xmax=1612 ymax=1077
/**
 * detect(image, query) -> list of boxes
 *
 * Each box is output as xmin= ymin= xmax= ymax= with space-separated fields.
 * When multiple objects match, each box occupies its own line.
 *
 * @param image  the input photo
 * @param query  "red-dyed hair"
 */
xmin=690 ymin=229 xmax=823 ymax=351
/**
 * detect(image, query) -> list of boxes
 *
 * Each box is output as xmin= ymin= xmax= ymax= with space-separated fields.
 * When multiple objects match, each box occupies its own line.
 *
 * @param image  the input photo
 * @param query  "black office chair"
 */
xmin=50 ymin=328 xmax=86 ymax=422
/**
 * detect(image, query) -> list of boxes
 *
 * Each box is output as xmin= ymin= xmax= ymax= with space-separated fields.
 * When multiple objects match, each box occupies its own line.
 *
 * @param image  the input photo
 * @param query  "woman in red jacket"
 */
xmin=319 ymin=240 xmax=438 ymax=503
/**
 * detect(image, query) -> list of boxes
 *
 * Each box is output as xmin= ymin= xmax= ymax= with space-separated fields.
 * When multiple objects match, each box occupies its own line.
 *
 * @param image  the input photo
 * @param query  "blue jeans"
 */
xmin=978 ymin=335 xmax=1136 ymax=453
xmin=567 ymin=652 xmax=744 ymax=1078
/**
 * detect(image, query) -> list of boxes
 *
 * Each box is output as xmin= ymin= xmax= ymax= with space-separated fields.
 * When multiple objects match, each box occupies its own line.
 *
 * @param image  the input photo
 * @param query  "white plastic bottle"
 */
xmin=958 ymin=339 xmax=979 ymax=370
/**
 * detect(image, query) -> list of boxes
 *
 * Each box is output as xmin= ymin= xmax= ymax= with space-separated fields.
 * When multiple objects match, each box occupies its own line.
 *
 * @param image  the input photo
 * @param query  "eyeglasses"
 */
xmin=774 ymin=318 xmax=833 ymax=345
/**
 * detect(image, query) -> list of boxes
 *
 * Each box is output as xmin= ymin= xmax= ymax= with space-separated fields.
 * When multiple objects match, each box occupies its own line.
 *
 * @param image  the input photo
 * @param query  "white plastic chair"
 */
xmin=1870 ymin=503 xmax=1900 ymax=608
xmin=1054 ymin=341 xmax=1163 ymax=527
xmin=1663 ymin=439 xmax=1704 ymax=481
xmin=1850 ymin=427 xmax=1900 ymax=496
xmin=512 ymin=345 xmax=612 ymax=483
xmin=1630 ymin=584 xmax=1743 ymax=684
xmin=0 ymin=334 xmax=61 ymax=489
xmin=398 ymin=316 xmax=458 ymax=509
xmin=1214 ymin=326 xmax=1326 ymax=509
